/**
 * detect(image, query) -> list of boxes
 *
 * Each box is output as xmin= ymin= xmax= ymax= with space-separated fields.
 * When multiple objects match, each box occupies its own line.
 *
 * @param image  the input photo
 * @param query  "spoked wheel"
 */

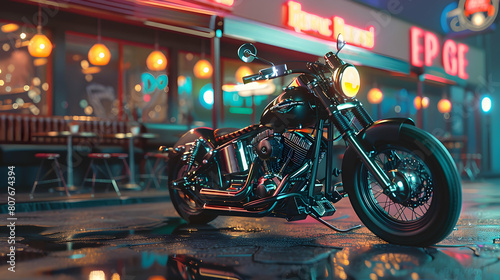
xmin=168 ymin=159 xmax=217 ymax=224
xmin=347 ymin=124 xmax=461 ymax=246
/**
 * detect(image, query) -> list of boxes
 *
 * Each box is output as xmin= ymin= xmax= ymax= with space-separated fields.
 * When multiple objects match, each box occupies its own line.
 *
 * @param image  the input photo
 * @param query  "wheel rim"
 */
xmin=172 ymin=165 xmax=203 ymax=216
xmin=360 ymin=146 xmax=434 ymax=223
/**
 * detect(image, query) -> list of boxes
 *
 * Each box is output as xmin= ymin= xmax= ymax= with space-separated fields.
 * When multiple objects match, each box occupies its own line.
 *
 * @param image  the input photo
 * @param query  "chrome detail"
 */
xmin=220 ymin=140 xmax=252 ymax=174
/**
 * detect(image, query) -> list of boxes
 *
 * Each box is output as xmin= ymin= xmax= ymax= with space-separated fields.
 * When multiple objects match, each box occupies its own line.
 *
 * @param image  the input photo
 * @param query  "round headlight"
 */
xmin=338 ymin=65 xmax=360 ymax=98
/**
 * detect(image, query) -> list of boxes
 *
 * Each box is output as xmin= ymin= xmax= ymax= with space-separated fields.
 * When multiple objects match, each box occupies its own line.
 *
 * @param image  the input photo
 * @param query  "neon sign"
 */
xmin=410 ymin=27 xmax=469 ymax=80
xmin=443 ymin=0 xmax=498 ymax=33
xmin=285 ymin=1 xmax=375 ymax=49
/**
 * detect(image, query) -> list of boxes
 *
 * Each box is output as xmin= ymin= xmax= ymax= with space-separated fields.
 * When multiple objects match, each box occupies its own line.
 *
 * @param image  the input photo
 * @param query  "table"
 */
xmin=32 ymin=131 xmax=97 ymax=190
xmin=104 ymin=132 xmax=158 ymax=189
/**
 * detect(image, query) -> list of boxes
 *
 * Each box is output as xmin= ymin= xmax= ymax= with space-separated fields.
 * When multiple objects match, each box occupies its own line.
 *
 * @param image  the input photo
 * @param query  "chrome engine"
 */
xmin=250 ymin=129 xmax=315 ymax=197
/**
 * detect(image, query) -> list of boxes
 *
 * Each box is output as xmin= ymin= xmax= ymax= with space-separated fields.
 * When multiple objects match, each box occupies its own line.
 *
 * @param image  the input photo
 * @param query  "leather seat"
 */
xmin=214 ymin=124 xmax=262 ymax=144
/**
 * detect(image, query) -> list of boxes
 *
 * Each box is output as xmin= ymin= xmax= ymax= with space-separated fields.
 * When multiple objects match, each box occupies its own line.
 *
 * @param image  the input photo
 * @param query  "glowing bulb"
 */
xmin=88 ymin=43 xmax=111 ymax=66
xmin=28 ymin=34 xmax=53 ymax=57
xmin=146 ymin=50 xmax=167 ymax=71
xmin=194 ymin=59 xmax=213 ymax=79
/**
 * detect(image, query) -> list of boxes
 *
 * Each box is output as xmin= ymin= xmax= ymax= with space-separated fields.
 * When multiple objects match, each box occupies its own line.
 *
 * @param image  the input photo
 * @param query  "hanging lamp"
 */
xmin=193 ymin=40 xmax=212 ymax=79
xmin=194 ymin=59 xmax=213 ymax=79
xmin=88 ymin=19 xmax=111 ymax=66
xmin=147 ymin=31 xmax=167 ymax=71
xmin=28 ymin=5 xmax=53 ymax=58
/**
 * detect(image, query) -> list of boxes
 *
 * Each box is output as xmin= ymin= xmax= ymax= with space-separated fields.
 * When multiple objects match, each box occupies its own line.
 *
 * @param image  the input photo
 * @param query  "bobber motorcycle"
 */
xmin=164 ymin=35 xmax=462 ymax=246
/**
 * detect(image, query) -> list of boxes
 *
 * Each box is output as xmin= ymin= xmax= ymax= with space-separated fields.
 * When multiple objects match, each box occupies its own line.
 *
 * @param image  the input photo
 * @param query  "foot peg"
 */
xmin=309 ymin=213 xmax=363 ymax=233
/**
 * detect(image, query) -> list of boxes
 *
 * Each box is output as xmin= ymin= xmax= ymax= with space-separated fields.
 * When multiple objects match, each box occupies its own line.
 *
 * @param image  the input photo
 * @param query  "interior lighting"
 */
xmin=1 ymin=23 xmax=19 ymax=33
xmin=437 ymin=98 xmax=452 ymax=113
xmin=28 ymin=6 xmax=53 ymax=58
xmin=367 ymin=88 xmax=383 ymax=104
xmin=235 ymin=66 xmax=252 ymax=83
xmin=193 ymin=59 xmax=213 ymax=79
xmin=88 ymin=43 xmax=110 ymax=66
xmin=88 ymin=19 xmax=110 ymax=66
xmin=481 ymin=96 xmax=492 ymax=113
xmin=413 ymin=96 xmax=429 ymax=110
xmin=147 ymin=50 xmax=167 ymax=71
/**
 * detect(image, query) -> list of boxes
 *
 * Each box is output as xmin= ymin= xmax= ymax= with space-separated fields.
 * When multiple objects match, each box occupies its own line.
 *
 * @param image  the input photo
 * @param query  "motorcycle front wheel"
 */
xmin=168 ymin=158 xmax=218 ymax=224
xmin=347 ymin=124 xmax=462 ymax=246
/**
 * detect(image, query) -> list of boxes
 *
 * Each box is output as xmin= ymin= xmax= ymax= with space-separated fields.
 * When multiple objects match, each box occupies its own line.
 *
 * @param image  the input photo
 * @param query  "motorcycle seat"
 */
xmin=214 ymin=124 xmax=261 ymax=144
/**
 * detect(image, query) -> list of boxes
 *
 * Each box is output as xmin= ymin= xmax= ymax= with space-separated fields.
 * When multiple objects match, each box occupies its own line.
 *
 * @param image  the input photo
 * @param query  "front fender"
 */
xmin=341 ymin=118 xmax=415 ymax=192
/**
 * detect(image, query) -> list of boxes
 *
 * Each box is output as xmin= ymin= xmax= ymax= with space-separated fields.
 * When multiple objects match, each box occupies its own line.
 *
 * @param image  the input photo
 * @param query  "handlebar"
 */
xmin=242 ymin=64 xmax=290 ymax=84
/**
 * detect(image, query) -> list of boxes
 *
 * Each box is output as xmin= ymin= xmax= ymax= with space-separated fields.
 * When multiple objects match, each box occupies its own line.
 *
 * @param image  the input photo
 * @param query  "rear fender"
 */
xmin=168 ymin=127 xmax=215 ymax=158
xmin=341 ymin=118 xmax=415 ymax=192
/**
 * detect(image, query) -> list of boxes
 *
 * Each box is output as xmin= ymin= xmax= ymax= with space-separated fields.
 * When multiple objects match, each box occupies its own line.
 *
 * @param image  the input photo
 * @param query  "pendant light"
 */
xmin=146 ymin=31 xmax=167 ymax=71
xmin=193 ymin=40 xmax=212 ymax=79
xmin=88 ymin=19 xmax=111 ymax=66
xmin=28 ymin=5 xmax=53 ymax=58
xmin=194 ymin=59 xmax=213 ymax=79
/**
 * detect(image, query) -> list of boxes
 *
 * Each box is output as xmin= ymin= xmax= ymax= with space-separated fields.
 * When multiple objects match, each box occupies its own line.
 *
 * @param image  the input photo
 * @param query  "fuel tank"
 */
xmin=260 ymin=85 xmax=323 ymax=132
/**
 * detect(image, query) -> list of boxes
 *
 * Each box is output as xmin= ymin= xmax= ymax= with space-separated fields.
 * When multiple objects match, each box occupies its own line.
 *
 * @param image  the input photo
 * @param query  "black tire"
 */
xmin=168 ymin=158 xmax=217 ymax=224
xmin=347 ymin=124 xmax=462 ymax=246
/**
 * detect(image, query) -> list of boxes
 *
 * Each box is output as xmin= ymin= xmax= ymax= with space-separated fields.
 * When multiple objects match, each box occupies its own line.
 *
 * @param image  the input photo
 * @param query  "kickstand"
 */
xmin=309 ymin=214 xmax=363 ymax=232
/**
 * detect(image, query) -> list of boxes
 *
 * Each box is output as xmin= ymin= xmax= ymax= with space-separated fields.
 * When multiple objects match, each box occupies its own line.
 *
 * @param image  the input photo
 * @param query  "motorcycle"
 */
xmin=163 ymin=35 xmax=462 ymax=246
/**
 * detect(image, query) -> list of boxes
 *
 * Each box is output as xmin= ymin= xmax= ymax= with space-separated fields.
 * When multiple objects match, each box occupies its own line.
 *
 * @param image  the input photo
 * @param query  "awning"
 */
xmin=223 ymin=16 xmax=410 ymax=75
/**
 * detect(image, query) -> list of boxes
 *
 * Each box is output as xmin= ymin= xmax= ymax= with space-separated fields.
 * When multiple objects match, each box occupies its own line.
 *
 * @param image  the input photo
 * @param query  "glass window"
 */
xmin=65 ymin=33 xmax=119 ymax=119
xmin=0 ymin=21 xmax=50 ymax=115
xmin=177 ymin=51 xmax=213 ymax=127
xmin=177 ymin=52 xmax=292 ymax=128
xmin=123 ymin=44 xmax=169 ymax=123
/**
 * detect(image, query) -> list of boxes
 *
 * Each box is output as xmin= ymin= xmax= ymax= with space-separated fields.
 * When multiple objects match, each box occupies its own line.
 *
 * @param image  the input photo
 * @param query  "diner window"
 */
xmin=177 ymin=51 xmax=213 ymax=127
xmin=65 ymin=33 xmax=119 ymax=119
xmin=0 ymin=21 xmax=50 ymax=115
xmin=221 ymin=58 xmax=290 ymax=127
xmin=123 ymin=44 xmax=169 ymax=123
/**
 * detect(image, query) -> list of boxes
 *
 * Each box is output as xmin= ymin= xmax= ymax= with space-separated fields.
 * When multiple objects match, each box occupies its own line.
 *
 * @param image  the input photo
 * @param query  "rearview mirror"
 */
xmin=238 ymin=43 xmax=257 ymax=63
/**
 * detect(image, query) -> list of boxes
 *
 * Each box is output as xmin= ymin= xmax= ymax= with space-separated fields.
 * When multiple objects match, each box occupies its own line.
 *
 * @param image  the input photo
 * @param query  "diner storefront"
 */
xmin=0 ymin=0 xmax=489 ymax=190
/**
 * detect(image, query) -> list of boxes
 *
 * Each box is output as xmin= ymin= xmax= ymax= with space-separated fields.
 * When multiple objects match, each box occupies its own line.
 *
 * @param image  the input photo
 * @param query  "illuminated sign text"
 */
xmin=410 ymin=27 xmax=469 ymax=79
xmin=285 ymin=1 xmax=375 ymax=49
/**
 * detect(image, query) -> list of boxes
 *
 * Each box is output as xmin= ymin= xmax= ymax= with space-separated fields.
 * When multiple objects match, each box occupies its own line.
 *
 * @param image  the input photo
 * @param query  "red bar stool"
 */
xmin=82 ymin=153 xmax=131 ymax=197
xmin=30 ymin=153 xmax=70 ymax=199
xmin=141 ymin=152 xmax=169 ymax=190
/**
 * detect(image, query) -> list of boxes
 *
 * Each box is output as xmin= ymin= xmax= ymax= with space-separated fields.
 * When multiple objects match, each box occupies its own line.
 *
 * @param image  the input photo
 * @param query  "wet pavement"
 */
xmin=1 ymin=179 xmax=499 ymax=280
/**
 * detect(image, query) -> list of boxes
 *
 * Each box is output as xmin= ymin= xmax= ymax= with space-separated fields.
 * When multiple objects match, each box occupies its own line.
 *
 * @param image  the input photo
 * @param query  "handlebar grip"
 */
xmin=242 ymin=74 xmax=264 ymax=84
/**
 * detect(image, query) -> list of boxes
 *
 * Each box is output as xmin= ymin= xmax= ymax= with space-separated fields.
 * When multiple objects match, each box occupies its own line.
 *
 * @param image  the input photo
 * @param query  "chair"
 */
xmin=30 ymin=153 xmax=70 ymax=199
xmin=81 ymin=153 xmax=131 ymax=197
xmin=141 ymin=152 xmax=169 ymax=190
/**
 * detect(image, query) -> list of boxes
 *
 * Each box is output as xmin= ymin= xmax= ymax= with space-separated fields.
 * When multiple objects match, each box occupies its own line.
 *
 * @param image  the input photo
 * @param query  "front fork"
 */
xmin=327 ymin=104 xmax=397 ymax=195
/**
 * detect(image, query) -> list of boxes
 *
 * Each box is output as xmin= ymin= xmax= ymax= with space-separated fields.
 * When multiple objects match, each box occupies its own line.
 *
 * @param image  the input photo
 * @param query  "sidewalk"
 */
xmin=0 ymin=189 xmax=170 ymax=214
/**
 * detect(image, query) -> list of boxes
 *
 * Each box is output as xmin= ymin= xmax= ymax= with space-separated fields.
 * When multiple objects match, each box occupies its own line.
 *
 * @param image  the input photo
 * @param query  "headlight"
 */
xmin=335 ymin=64 xmax=360 ymax=98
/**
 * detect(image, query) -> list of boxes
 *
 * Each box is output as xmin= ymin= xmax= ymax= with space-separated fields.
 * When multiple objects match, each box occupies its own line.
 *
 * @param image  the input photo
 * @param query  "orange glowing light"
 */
xmin=28 ymin=34 xmax=53 ymax=57
xmin=367 ymin=88 xmax=383 ymax=104
xmin=414 ymin=96 xmax=430 ymax=110
xmin=88 ymin=43 xmax=111 ymax=66
xmin=146 ymin=50 xmax=167 ymax=71
xmin=438 ymin=98 xmax=452 ymax=113
xmin=1 ymin=23 xmax=19 ymax=33
xmin=235 ymin=66 xmax=253 ymax=83
xmin=193 ymin=59 xmax=213 ymax=79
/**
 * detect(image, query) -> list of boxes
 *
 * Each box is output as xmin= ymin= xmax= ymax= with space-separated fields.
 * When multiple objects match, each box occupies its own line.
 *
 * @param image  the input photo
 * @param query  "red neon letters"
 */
xmin=410 ymin=26 xmax=469 ymax=80
xmin=285 ymin=1 xmax=375 ymax=49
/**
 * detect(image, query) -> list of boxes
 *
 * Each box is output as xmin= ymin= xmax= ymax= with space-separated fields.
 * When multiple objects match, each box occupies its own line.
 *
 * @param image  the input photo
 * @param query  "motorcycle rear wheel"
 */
xmin=168 ymin=159 xmax=218 ymax=224
xmin=347 ymin=124 xmax=461 ymax=246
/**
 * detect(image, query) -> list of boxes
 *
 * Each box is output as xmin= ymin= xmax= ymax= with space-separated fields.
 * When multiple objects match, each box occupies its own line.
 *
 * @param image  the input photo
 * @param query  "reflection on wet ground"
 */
xmin=1 ymin=179 xmax=499 ymax=279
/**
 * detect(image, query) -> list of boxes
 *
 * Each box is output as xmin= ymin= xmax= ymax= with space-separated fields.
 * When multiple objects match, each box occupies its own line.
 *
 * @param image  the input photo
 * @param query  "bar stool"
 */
xmin=30 ymin=153 xmax=70 ymax=199
xmin=141 ymin=152 xmax=169 ymax=190
xmin=82 ymin=153 xmax=131 ymax=197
